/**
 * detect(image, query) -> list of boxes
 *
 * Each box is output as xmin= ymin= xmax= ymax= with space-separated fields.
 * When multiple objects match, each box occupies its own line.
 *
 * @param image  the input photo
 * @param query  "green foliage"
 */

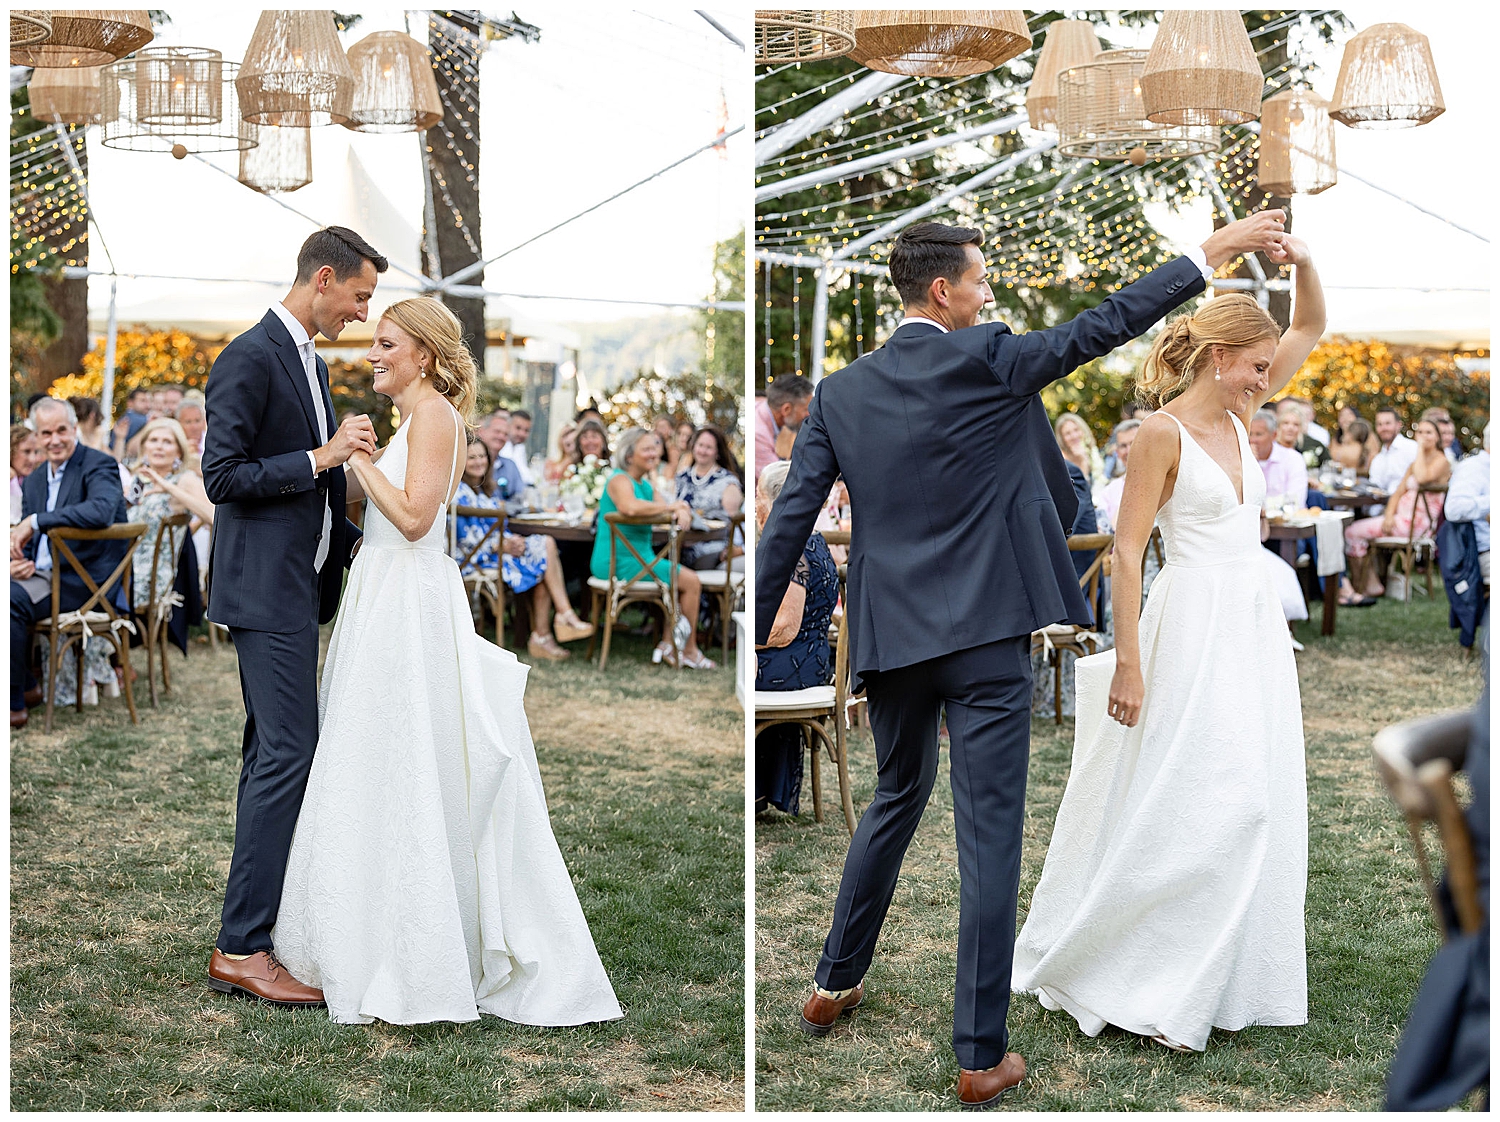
xmin=600 ymin=368 xmax=742 ymax=454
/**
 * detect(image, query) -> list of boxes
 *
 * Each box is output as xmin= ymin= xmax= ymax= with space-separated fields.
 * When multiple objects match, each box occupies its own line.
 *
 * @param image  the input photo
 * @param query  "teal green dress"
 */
xmin=590 ymin=470 xmax=675 ymax=583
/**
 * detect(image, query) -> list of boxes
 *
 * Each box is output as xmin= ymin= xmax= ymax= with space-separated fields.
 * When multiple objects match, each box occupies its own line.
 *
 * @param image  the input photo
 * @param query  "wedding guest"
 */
xmin=1334 ymin=403 xmax=1381 ymax=464
xmin=1053 ymin=413 xmax=1105 ymax=498
xmin=1329 ymin=417 xmax=1375 ymax=475
xmin=159 ymin=384 xmax=185 ymax=416
xmin=567 ymin=419 xmax=610 ymax=470
xmin=500 ymin=408 xmax=533 ymax=484
xmin=11 ymin=423 xmax=44 ymax=526
xmin=1369 ymin=407 xmax=1419 ymax=513
xmin=755 ymin=458 xmax=838 ymax=815
xmin=1276 ymin=398 xmax=1328 ymax=472
xmin=1445 ymin=422 xmax=1491 ymax=586
xmin=110 ymin=386 xmax=151 ymax=457
xmin=675 ymin=425 xmax=744 ymax=570
xmin=1099 ymin=419 xmax=1141 ymax=528
xmin=591 ymin=428 xmax=713 ymax=669
xmin=175 ymin=396 xmax=208 ymax=459
xmin=453 ymin=436 xmax=594 ymax=662
xmin=756 ymin=375 xmax=812 ymax=482
xmin=574 ymin=403 xmax=604 ymax=427
xmin=1345 ymin=417 xmax=1450 ymax=597
xmin=477 ymin=409 xmax=510 ymax=457
xmin=652 ymin=415 xmax=677 ymax=463
xmin=1249 ymin=408 xmax=1307 ymax=506
xmin=1283 ymin=394 xmax=1331 ymax=445
xmin=1100 ymin=417 xmax=1140 ymax=481
xmin=69 ymin=397 xmax=108 ymax=453
xmin=1421 ymin=407 xmax=1461 ymax=464
xmin=126 ymin=417 xmax=215 ymax=611
xmin=674 ymin=420 xmax=696 ymax=474
xmin=545 ymin=422 xmax=577 ymax=483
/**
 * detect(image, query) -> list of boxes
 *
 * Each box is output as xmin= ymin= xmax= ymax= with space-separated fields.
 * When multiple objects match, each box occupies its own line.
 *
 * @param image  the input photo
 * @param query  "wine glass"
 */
xmin=561 ymin=492 xmax=586 ymax=524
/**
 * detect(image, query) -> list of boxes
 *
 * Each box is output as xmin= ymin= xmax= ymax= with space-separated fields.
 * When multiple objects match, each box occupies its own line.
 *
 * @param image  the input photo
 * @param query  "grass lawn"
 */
xmin=754 ymin=589 xmax=1485 ymax=1111
xmin=11 ymin=622 xmax=745 ymax=1111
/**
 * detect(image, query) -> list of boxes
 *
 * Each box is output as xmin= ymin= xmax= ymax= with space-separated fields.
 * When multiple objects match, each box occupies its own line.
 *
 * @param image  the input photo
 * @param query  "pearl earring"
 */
xmin=420 ymin=366 xmax=428 ymax=379
xmin=1214 ymin=367 xmax=1221 ymax=381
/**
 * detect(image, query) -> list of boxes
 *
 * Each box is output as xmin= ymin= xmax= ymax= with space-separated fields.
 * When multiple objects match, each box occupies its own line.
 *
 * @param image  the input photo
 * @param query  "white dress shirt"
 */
xmin=1446 ymin=449 xmax=1491 ymax=556
xmin=29 ymin=459 xmax=67 ymax=573
xmin=1368 ymin=433 xmax=1419 ymax=503
xmin=270 ymin=302 xmax=332 ymax=572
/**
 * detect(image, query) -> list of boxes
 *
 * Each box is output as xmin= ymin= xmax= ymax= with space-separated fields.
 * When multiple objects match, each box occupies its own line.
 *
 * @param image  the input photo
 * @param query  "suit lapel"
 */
xmin=56 ymin=444 xmax=88 ymax=510
xmin=262 ymin=310 xmax=323 ymax=447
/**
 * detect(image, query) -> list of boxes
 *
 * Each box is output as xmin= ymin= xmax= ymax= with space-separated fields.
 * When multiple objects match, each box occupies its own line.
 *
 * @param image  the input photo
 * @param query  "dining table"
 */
xmin=1266 ymin=508 xmax=1353 ymax=637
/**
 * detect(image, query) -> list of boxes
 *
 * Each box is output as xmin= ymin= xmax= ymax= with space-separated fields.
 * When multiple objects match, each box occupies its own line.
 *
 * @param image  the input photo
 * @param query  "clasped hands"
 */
xmin=317 ymin=413 xmax=378 ymax=474
xmin=1200 ymin=209 xmax=1311 ymax=271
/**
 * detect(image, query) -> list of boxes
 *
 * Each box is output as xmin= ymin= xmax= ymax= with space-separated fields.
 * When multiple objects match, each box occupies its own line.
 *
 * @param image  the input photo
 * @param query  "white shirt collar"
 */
xmin=897 ymin=316 xmax=949 ymax=334
xmin=271 ymin=302 xmax=313 ymax=350
xmin=47 ymin=458 xmax=66 ymax=482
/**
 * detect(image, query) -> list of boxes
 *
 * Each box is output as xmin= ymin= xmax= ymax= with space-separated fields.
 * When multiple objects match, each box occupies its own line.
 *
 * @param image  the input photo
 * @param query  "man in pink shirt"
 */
xmin=1249 ymin=408 xmax=1307 ymax=506
xmin=755 ymin=376 xmax=813 ymax=482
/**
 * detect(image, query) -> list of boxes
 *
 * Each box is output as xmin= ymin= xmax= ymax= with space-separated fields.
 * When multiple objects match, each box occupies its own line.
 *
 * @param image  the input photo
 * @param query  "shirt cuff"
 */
xmin=306 ymin=450 xmax=319 ymax=480
xmin=30 ymin=513 xmax=40 ymax=532
xmin=1183 ymin=245 xmax=1214 ymax=283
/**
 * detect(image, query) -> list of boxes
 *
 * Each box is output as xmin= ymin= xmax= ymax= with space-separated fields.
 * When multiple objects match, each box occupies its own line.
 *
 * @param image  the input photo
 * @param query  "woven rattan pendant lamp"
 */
xmin=1257 ymin=88 xmax=1337 ymax=195
xmin=237 ymin=10 xmax=355 ymax=128
xmin=341 ymin=31 xmax=442 ymax=133
xmin=239 ymin=122 xmax=312 ymax=193
xmin=1329 ymin=23 xmax=1444 ymax=128
xmin=1058 ymin=49 xmax=1219 ymax=161
xmin=849 ymin=10 xmax=1031 ymax=77
xmin=754 ymin=11 xmax=856 ymax=64
xmin=11 ymin=10 xmax=152 ymax=68
xmin=101 ymin=48 xmax=253 ymax=153
xmin=10 ymin=11 xmax=52 ymax=52
xmin=1140 ymin=10 xmax=1262 ymax=127
xmin=27 ymin=65 xmax=117 ymax=125
xmin=1025 ymin=19 xmax=1101 ymax=130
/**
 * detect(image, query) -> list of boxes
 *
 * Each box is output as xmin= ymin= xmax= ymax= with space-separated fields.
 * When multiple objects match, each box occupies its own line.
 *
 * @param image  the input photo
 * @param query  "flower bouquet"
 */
xmin=559 ymin=454 xmax=609 ymax=520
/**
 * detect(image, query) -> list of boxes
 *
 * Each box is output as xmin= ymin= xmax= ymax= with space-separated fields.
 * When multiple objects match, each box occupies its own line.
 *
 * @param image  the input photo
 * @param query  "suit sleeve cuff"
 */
xmin=1183 ymin=245 xmax=1214 ymax=283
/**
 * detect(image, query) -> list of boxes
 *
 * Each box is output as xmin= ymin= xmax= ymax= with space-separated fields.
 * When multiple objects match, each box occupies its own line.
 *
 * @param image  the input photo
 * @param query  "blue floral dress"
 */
xmin=452 ymin=481 xmax=548 ymax=594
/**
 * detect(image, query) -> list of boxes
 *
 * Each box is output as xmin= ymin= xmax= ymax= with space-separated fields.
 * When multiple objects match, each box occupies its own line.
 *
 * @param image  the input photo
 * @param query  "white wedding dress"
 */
xmin=273 ymin=404 xmax=622 ymax=1027
xmin=1012 ymin=411 xmax=1307 ymax=1052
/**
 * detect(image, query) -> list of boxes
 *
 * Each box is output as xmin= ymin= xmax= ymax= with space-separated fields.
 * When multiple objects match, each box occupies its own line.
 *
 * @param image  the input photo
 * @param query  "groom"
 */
xmin=201 ymin=226 xmax=388 ymax=1005
xmin=755 ymin=210 xmax=1287 ymax=1107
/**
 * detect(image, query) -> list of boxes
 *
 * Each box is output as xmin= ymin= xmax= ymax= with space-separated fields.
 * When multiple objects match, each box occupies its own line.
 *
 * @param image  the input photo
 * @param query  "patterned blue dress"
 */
xmin=451 ymin=481 xmax=548 ymax=594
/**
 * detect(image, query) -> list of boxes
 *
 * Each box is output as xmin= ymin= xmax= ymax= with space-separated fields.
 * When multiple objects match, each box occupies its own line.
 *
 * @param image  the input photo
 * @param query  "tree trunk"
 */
xmin=425 ymin=11 xmax=487 ymax=373
xmin=38 ymin=274 xmax=89 ymax=385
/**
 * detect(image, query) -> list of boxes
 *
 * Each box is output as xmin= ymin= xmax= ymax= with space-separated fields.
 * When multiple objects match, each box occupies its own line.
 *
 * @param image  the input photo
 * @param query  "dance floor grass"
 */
xmin=11 ymin=624 xmax=745 ymax=1111
xmin=754 ymin=590 xmax=1485 ymax=1111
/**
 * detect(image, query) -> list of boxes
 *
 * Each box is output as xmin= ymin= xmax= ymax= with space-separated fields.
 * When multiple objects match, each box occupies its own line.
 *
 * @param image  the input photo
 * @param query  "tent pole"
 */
xmin=809 ymin=266 xmax=832 ymax=383
xmin=102 ymin=277 xmax=119 ymax=430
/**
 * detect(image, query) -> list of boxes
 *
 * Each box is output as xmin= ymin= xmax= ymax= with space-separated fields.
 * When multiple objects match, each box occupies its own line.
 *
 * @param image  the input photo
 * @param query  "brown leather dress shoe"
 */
xmin=799 ymin=981 xmax=864 ymax=1036
xmin=958 ymin=1053 xmax=1026 ymax=1110
xmin=208 ymin=949 xmax=325 ymax=1007
xmin=10 ymin=709 xmax=27 ymax=729
xmin=23 ymin=686 xmax=43 ymax=708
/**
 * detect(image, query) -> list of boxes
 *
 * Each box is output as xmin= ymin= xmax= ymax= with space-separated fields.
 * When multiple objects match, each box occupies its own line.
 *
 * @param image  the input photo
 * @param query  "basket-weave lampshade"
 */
xmin=239 ymin=122 xmax=312 ymax=194
xmin=11 ymin=10 xmax=152 ymax=68
xmin=1025 ymin=19 xmax=1101 ymax=130
xmin=10 ymin=11 xmax=52 ymax=51
xmin=1329 ymin=23 xmax=1444 ymax=129
xmin=1257 ymin=88 xmax=1337 ymax=196
xmin=27 ymin=65 xmax=116 ymax=125
xmin=1058 ymin=49 xmax=1219 ymax=161
xmin=237 ymin=10 xmax=355 ymax=127
xmin=341 ymin=31 xmax=442 ymax=133
xmin=849 ymin=10 xmax=1031 ymax=77
xmin=1140 ymin=10 xmax=1263 ymax=127
xmin=101 ymin=51 xmax=253 ymax=153
xmin=754 ymin=10 xmax=856 ymax=64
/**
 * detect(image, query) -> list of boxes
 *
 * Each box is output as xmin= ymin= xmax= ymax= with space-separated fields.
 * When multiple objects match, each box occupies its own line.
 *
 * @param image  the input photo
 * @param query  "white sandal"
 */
xmin=1150 ymin=1033 xmax=1193 ymax=1053
xmin=677 ymin=650 xmax=717 ymax=671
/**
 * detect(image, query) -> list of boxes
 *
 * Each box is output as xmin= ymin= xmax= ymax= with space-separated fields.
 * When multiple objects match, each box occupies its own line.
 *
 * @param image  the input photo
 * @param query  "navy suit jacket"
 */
xmin=21 ymin=442 xmax=130 ymax=612
xmin=754 ymin=255 xmax=1205 ymax=690
xmin=202 ymin=310 xmax=360 ymax=632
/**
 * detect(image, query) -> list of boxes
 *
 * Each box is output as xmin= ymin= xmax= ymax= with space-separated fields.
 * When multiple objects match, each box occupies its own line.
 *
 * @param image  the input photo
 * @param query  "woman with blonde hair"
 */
xmin=1053 ymin=412 xmax=1105 ymax=498
xmin=1014 ymin=233 xmax=1326 ymax=1054
xmin=273 ymin=295 xmax=622 ymax=1029
xmin=126 ymin=416 xmax=215 ymax=611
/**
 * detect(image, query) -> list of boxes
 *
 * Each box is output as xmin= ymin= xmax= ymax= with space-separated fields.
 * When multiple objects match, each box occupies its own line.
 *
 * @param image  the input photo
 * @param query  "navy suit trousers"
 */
xmin=10 ymin=581 xmax=48 ymax=711
xmin=816 ymin=635 xmax=1033 ymax=1071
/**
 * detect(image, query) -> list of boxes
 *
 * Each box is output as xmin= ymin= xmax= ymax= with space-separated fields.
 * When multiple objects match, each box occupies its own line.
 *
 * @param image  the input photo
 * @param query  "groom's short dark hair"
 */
xmin=889 ymin=222 xmax=983 ymax=308
xmin=295 ymin=226 xmax=389 ymax=284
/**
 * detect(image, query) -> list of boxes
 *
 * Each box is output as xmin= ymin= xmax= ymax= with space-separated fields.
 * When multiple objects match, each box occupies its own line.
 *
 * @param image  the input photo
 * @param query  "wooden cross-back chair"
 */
xmin=695 ymin=512 xmax=746 ymax=665
xmin=38 ymin=523 xmax=148 ymax=733
xmin=141 ymin=511 xmax=193 ymax=707
xmin=1031 ymin=532 xmax=1114 ymax=725
xmin=586 ymin=511 xmax=681 ymax=671
xmin=1374 ymin=482 xmax=1447 ymax=602
xmin=450 ymin=503 xmax=509 ymax=645
xmin=1372 ymin=708 xmax=1484 ymax=938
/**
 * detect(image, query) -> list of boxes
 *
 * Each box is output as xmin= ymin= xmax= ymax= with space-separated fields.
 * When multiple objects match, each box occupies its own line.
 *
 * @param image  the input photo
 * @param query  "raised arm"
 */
xmin=1255 ymin=235 xmax=1326 ymax=411
xmin=347 ymin=399 xmax=461 ymax=542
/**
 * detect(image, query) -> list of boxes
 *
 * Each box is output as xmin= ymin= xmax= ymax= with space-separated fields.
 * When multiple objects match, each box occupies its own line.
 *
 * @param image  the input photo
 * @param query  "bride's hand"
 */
xmin=1107 ymin=662 xmax=1145 ymax=728
xmin=1266 ymin=233 xmax=1311 ymax=268
xmin=347 ymin=448 xmax=372 ymax=470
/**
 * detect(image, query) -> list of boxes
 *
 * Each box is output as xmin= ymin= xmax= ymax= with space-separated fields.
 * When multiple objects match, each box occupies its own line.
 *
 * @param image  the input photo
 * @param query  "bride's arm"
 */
xmin=1255 ymin=235 xmax=1325 ymax=411
xmin=346 ymin=398 xmax=460 ymax=542
xmin=1106 ymin=414 xmax=1179 ymax=728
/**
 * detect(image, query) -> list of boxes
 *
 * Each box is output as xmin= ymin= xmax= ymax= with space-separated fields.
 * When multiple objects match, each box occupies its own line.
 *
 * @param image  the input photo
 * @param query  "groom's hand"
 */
xmin=314 ymin=414 xmax=378 ymax=474
xmin=1199 ymin=209 xmax=1286 ymax=271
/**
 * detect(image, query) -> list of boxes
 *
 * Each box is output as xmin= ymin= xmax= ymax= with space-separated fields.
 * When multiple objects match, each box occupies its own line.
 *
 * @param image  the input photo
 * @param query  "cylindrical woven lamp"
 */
xmin=754 ymin=10 xmax=857 ymax=64
xmin=27 ymin=65 xmax=116 ymax=125
xmin=237 ymin=10 xmax=355 ymax=127
xmin=239 ymin=122 xmax=312 ymax=193
xmin=1257 ymin=88 xmax=1337 ymax=195
xmin=1058 ymin=49 xmax=1219 ymax=161
xmin=1329 ymin=23 xmax=1444 ymax=129
xmin=101 ymin=51 xmax=253 ymax=153
xmin=849 ymin=10 xmax=1031 ymax=77
xmin=1140 ymin=10 xmax=1262 ymax=127
xmin=10 ymin=10 xmax=152 ymax=68
xmin=341 ymin=31 xmax=442 ymax=133
xmin=1025 ymin=19 xmax=1101 ymax=130
xmin=10 ymin=11 xmax=52 ymax=51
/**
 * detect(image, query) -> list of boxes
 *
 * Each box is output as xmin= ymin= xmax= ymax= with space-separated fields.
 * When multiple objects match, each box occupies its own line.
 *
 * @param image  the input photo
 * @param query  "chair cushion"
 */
xmin=587 ymin=576 xmax=668 ymax=592
xmin=696 ymin=570 xmax=745 ymax=589
xmin=755 ymin=686 xmax=835 ymax=712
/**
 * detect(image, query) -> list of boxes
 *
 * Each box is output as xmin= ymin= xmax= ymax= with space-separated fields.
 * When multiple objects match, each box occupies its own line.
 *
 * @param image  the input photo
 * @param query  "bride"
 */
xmin=1011 ymin=234 xmax=1324 ymax=1052
xmin=272 ymin=297 xmax=622 ymax=1027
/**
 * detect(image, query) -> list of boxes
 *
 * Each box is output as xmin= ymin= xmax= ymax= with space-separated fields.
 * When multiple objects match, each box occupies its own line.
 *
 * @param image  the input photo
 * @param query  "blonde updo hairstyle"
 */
xmin=378 ymin=296 xmax=479 ymax=425
xmin=1137 ymin=294 xmax=1281 ymax=409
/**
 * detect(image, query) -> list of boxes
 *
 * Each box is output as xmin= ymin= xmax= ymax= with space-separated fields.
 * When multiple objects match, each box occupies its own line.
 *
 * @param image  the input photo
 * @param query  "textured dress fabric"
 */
xmin=1012 ymin=410 xmax=1308 ymax=1052
xmin=273 ymin=405 xmax=622 ymax=1027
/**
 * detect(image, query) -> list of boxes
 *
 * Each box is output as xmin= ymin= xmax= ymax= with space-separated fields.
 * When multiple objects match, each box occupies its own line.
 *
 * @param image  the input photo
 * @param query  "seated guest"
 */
xmin=453 ymin=436 xmax=593 ymax=662
xmin=675 ymin=425 xmax=744 ymax=570
xmin=1345 ymin=417 xmax=1450 ymax=598
xmin=1100 ymin=417 xmax=1141 ymax=481
xmin=1369 ymin=406 xmax=1419 ymax=513
xmin=500 ymin=408 xmax=533 ymax=483
xmin=545 ymin=422 xmax=577 ymax=483
xmin=754 ymin=459 xmax=838 ymax=815
xmin=69 ymin=397 xmax=108 ymax=453
xmin=591 ymin=428 xmax=713 ymax=669
xmin=175 ymin=395 xmax=208 ymax=458
xmin=1099 ymin=419 xmax=1141 ymax=527
xmin=1329 ymin=417 xmax=1375 ymax=476
xmin=1446 ymin=423 xmax=1491 ymax=586
xmin=10 ymin=397 xmax=130 ymax=727
xmin=126 ymin=418 xmax=215 ymax=612
xmin=1421 ymin=407 xmax=1461 ymax=464
xmin=1276 ymin=397 xmax=1328 ymax=474
xmin=11 ymin=423 xmax=43 ymax=525
xmin=566 ymin=419 xmax=610 ymax=471
xmin=109 ymin=386 xmax=151 ymax=458
xmin=1249 ymin=408 xmax=1307 ymax=507
xmin=756 ymin=375 xmax=813 ymax=482
xmin=675 ymin=421 xmax=696 ymax=475
xmin=1054 ymin=412 xmax=1105 ymax=501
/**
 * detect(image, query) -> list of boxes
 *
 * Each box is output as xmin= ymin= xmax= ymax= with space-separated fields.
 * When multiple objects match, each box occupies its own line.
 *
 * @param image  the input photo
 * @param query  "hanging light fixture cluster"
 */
xmin=10 ymin=9 xmax=153 ymax=67
xmin=1058 ymin=50 xmax=1219 ymax=163
xmin=849 ymin=10 xmax=1031 ymax=77
xmin=341 ymin=31 xmax=443 ymax=133
xmin=1025 ymin=20 xmax=1100 ymax=131
xmin=1256 ymin=88 xmax=1337 ymax=196
xmin=753 ymin=11 xmax=857 ymax=64
xmin=101 ymin=47 xmax=251 ymax=155
xmin=1139 ymin=10 xmax=1263 ymax=127
xmin=1329 ymin=22 xmax=1444 ymax=128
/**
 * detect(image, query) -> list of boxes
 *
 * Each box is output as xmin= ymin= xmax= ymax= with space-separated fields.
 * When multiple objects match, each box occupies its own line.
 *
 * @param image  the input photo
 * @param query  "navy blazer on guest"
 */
xmin=754 ymin=255 xmax=1205 ymax=691
xmin=202 ymin=309 xmax=360 ymax=632
xmin=20 ymin=442 xmax=130 ymax=612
